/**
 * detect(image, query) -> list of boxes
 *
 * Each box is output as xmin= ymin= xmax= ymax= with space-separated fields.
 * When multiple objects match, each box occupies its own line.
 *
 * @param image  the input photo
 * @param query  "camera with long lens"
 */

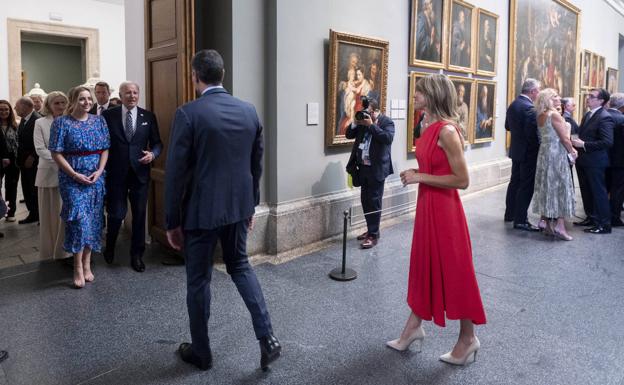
xmin=355 ymin=96 xmax=370 ymax=121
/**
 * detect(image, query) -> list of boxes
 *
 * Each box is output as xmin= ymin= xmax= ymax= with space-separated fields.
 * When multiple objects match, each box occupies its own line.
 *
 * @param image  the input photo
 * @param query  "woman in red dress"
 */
xmin=387 ymin=74 xmax=486 ymax=365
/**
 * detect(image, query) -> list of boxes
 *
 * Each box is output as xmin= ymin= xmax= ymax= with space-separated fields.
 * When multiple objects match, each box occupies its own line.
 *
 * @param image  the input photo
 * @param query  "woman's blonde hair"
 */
xmin=65 ymin=86 xmax=93 ymax=116
xmin=42 ymin=91 xmax=68 ymax=116
xmin=535 ymin=88 xmax=558 ymax=114
xmin=415 ymin=74 xmax=459 ymax=124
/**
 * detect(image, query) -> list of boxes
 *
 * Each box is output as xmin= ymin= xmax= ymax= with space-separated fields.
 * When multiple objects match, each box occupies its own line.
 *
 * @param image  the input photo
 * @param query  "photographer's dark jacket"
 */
xmin=345 ymin=114 xmax=395 ymax=182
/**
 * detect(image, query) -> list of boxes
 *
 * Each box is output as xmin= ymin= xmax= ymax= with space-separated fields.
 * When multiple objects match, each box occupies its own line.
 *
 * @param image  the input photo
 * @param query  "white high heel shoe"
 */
xmin=439 ymin=336 xmax=480 ymax=365
xmin=386 ymin=326 xmax=425 ymax=352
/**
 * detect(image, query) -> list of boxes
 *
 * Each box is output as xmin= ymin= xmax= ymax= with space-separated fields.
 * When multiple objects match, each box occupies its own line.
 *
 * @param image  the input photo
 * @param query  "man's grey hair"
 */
xmin=609 ymin=92 xmax=624 ymax=110
xmin=16 ymin=96 xmax=34 ymax=108
xmin=119 ymin=81 xmax=140 ymax=93
xmin=521 ymin=78 xmax=540 ymax=94
xmin=561 ymin=97 xmax=575 ymax=108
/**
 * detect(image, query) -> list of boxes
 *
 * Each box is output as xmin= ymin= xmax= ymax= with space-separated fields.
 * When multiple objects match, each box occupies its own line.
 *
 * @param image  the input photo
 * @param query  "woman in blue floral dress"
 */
xmin=50 ymin=86 xmax=110 ymax=288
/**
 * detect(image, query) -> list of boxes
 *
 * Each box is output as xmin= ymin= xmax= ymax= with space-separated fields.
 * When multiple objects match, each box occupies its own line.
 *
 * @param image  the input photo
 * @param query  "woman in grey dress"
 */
xmin=532 ymin=88 xmax=577 ymax=240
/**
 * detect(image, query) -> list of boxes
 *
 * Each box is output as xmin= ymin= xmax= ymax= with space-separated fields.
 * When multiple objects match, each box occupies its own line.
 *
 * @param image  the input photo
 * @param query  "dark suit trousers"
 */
xmin=609 ymin=167 xmax=624 ymax=221
xmin=359 ymin=166 xmax=385 ymax=237
xmin=577 ymin=165 xmax=610 ymax=226
xmin=184 ymin=220 xmax=273 ymax=358
xmin=1 ymin=164 xmax=19 ymax=217
xmin=20 ymin=165 xmax=38 ymax=216
xmin=508 ymin=159 xmax=536 ymax=224
xmin=106 ymin=168 xmax=149 ymax=256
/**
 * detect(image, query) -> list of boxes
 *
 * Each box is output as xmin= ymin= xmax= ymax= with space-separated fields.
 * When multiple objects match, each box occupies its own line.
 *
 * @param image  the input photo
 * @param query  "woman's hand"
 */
xmin=87 ymin=169 xmax=103 ymax=183
xmin=72 ymin=172 xmax=93 ymax=185
xmin=400 ymin=168 xmax=420 ymax=186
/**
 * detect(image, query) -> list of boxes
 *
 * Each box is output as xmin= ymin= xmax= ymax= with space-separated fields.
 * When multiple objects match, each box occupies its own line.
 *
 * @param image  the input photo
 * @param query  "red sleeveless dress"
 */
xmin=407 ymin=121 xmax=486 ymax=327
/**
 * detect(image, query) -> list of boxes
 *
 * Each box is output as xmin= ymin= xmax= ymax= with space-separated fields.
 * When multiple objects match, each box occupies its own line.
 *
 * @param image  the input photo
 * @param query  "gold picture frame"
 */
xmin=448 ymin=75 xmax=475 ymax=143
xmin=475 ymin=8 xmax=498 ymax=76
xmin=581 ymin=49 xmax=592 ymax=89
xmin=473 ymin=79 xmax=496 ymax=144
xmin=406 ymin=71 xmax=429 ymax=153
xmin=447 ymin=0 xmax=476 ymax=73
xmin=607 ymin=67 xmax=619 ymax=94
xmin=410 ymin=0 xmax=449 ymax=69
xmin=326 ymin=30 xmax=389 ymax=147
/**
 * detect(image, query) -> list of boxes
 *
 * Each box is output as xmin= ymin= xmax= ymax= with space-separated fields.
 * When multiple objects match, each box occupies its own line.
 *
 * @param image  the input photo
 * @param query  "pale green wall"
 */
xmin=21 ymin=41 xmax=84 ymax=95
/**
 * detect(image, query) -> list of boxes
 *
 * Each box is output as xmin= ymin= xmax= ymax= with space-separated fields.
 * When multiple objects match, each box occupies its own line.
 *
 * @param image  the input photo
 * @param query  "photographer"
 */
xmin=346 ymin=97 xmax=395 ymax=248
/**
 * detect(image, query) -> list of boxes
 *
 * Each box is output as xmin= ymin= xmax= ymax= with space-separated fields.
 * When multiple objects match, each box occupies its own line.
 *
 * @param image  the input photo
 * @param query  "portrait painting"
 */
xmin=473 ymin=80 xmax=496 ymax=143
xmin=607 ymin=67 xmax=619 ymax=94
xmin=507 ymin=0 xmax=580 ymax=104
xmin=326 ymin=30 xmax=388 ymax=147
xmin=597 ymin=56 xmax=606 ymax=88
xmin=410 ymin=0 xmax=448 ymax=69
xmin=590 ymin=53 xmax=598 ymax=88
xmin=407 ymin=71 xmax=429 ymax=153
xmin=448 ymin=0 xmax=475 ymax=73
xmin=579 ymin=91 xmax=590 ymax=115
xmin=581 ymin=50 xmax=591 ymax=89
xmin=476 ymin=8 xmax=498 ymax=76
xmin=449 ymin=76 xmax=475 ymax=143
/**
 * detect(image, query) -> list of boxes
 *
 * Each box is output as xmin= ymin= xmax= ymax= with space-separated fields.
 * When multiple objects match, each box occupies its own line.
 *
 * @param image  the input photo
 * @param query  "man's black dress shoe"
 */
xmin=0 ymin=232 xmax=4 ymax=238
xmin=18 ymin=215 xmax=38 ymax=224
xmin=178 ymin=343 xmax=212 ymax=370
xmin=131 ymin=255 xmax=145 ymax=272
xmin=103 ymin=248 xmax=114 ymax=264
xmin=0 ymin=350 xmax=7 ymax=363
xmin=584 ymin=226 xmax=611 ymax=234
xmin=259 ymin=334 xmax=281 ymax=371
xmin=611 ymin=219 xmax=624 ymax=227
xmin=573 ymin=218 xmax=594 ymax=226
xmin=513 ymin=222 xmax=540 ymax=232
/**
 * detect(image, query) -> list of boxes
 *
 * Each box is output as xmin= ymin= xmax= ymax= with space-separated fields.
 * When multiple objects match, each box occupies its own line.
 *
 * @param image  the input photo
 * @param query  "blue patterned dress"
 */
xmin=49 ymin=115 xmax=110 ymax=253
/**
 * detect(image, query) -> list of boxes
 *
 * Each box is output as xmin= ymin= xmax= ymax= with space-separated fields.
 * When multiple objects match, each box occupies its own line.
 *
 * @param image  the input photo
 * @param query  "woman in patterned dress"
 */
xmin=50 ymin=86 xmax=110 ymax=288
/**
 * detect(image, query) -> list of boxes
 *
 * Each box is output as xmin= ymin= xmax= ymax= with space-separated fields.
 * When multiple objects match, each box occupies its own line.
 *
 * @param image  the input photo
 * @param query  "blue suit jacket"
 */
xmin=505 ymin=95 xmax=538 ymax=162
xmin=165 ymin=88 xmax=263 ymax=231
xmin=607 ymin=108 xmax=624 ymax=167
xmin=577 ymin=107 xmax=614 ymax=168
xmin=102 ymin=106 xmax=162 ymax=184
xmin=345 ymin=114 xmax=395 ymax=182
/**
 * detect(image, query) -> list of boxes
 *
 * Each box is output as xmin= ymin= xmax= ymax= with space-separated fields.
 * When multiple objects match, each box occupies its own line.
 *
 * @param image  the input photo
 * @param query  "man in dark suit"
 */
xmin=346 ymin=97 xmax=394 ymax=249
xmin=605 ymin=93 xmax=624 ymax=227
xmin=89 ymin=81 xmax=111 ymax=116
xmin=571 ymin=88 xmax=614 ymax=234
xmin=165 ymin=49 xmax=280 ymax=371
xmin=504 ymin=78 xmax=541 ymax=231
xmin=14 ymin=97 xmax=41 ymax=224
xmin=102 ymin=81 xmax=162 ymax=272
xmin=562 ymin=97 xmax=580 ymax=135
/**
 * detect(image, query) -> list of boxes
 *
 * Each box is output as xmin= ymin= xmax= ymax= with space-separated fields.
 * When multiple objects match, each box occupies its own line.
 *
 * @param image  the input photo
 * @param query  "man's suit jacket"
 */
xmin=165 ymin=88 xmax=263 ymax=231
xmin=102 ymin=106 xmax=162 ymax=185
xmin=89 ymin=103 xmax=110 ymax=115
xmin=607 ymin=108 xmax=624 ymax=168
xmin=564 ymin=114 xmax=579 ymax=136
xmin=505 ymin=95 xmax=538 ymax=163
xmin=345 ymin=114 xmax=395 ymax=182
xmin=17 ymin=111 xmax=41 ymax=168
xmin=576 ymin=107 xmax=614 ymax=168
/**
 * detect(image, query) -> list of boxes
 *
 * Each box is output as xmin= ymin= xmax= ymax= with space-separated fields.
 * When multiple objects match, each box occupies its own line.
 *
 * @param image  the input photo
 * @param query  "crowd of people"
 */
xmin=505 ymin=78 xmax=624 ymax=239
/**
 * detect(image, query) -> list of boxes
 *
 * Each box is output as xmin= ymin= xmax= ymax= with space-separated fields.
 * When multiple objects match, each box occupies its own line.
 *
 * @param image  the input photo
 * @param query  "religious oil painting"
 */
xmin=410 ymin=0 xmax=448 ymax=69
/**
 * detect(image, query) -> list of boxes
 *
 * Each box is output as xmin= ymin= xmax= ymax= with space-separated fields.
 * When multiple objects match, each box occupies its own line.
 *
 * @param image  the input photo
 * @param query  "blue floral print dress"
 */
xmin=49 ymin=115 xmax=110 ymax=253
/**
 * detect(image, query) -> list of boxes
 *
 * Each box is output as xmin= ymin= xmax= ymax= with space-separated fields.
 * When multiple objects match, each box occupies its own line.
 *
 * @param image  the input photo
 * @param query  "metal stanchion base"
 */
xmin=329 ymin=267 xmax=357 ymax=281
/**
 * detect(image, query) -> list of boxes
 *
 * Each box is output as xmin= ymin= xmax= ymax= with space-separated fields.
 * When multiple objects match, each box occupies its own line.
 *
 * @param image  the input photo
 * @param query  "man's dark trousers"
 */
xmin=507 ymin=158 xmax=537 ymax=224
xmin=184 ymin=219 xmax=273 ymax=359
xmin=577 ymin=165 xmax=610 ymax=226
xmin=359 ymin=165 xmax=384 ymax=238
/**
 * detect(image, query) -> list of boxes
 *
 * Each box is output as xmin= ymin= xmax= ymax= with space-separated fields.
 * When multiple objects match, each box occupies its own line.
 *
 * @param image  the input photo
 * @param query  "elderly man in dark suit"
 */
xmin=606 ymin=92 xmax=624 ymax=227
xmin=15 ymin=97 xmax=41 ymax=224
xmin=572 ymin=88 xmax=615 ymax=234
xmin=102 ymin=81 xmax=162 ymax=272
xmin=165 ymin=49 xmax=280 ymax=372
xmin=346 ymin=97 xmax=395 ymax=249
xmin=504 ymin=78 xmax=541 ymax=231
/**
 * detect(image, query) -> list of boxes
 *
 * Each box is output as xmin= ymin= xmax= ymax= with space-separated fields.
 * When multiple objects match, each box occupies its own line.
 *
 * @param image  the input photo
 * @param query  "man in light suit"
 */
xmin=165 ymin=49 xmax=281 ymax=371
xmin=572 ymin=88 xmax=614 ymax=234
xmin=504 ymin=78 xmax=541 ymax=231
xmin=102 ymin=81 xmax=162 ymax=271
xmin=15 ymin=97 xmax=41 ymax=224
xmin=89 ymin=81 xmax=111 ymax=116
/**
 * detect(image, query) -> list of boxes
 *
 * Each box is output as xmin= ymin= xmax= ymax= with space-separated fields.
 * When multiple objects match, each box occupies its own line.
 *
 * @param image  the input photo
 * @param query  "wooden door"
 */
xmin=144 ymin=0 xmax=194 ymax=245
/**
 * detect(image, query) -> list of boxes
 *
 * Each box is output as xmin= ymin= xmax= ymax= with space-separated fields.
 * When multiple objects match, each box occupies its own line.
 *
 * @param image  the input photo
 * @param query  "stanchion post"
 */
xmin=329 ymin=209 xmax=357 ymax=281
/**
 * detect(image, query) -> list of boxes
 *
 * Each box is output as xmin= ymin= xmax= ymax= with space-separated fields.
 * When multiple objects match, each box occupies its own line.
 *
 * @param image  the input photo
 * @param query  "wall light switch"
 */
xmin=307 ymin=103 xmax=319 ymax=125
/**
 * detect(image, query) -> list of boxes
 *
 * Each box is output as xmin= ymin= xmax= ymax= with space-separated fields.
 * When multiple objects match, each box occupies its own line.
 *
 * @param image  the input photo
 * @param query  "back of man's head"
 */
xmin=609 ymin=92 xmax=624 ymax=111
xmin=192 ymin=50 xmax=224 ymax=85
xmin=521 ymin=78 xmax=540 ymax=95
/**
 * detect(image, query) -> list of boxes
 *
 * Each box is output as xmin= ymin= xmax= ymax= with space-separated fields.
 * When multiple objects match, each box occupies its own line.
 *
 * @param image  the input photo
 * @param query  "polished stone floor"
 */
xmin=1 ymin=184 xmax=623 ymax=385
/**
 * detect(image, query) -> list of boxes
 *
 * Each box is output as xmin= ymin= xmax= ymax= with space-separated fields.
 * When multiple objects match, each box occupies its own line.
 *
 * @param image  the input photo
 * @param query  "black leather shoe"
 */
xmin=0 ymin=232 xmax=4 ymax=238
xmin=131 ymin=255 xmax=145 ymax=272
xmin=103 ymin=248 xmax=114 ymax=264
xmin=584 ymin=226 xmax=611 ymax=234
xmin=18 ymin=215 xmax=38 ymax=224
xmin=513 ymin=222 xmax=540 ymax=232
xmin=356 ymin=232 xmax=369 ymax=240
xmin=573 ymin=218 xmax=594 ymax=226
xmin=259 ymin=334 xmax=281 ymax=371
xmin=611 ymin=219 xmax=624 ymax=227
xmin=0 ymin=350 xmax=7 ymax=363
xmin=178 ymin=343 xmax=212 ymax=370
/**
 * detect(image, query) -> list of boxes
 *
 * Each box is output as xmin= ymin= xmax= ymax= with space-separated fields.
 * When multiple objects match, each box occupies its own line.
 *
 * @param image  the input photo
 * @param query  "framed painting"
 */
xmin=579 ymin=91 xmax=590 ymax=115
xmin=410 ymin=0 xmax=448 ymax=69
xmin=476 ymin=8 xmax=498 ymax=76
xmin=507 ymin=0 xmax=580 ymax=103
xmin=447 ymin=0 xmax=476 ymax=73
xmin=473 ymin=80 xmax=496 ymax=143
xmin=449 ymin=76 xmax=475 ymax=143
xmin=580 ymin=49 xmax=592 ymax=89
xmin=596 ymin=55 xmax=606 ymax=88
xmin=607 ymin=67 xmax=619 ymax=94
xmin=590 ymin=53 xmax=598 ymax=88
xmin=406 ymin=71 xmax=429 ymax=153
xmin=326 ymin=30 xmax=389 ymax=147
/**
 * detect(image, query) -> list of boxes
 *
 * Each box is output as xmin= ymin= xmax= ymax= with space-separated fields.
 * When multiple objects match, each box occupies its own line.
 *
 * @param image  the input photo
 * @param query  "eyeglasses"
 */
xmin=587 ymin=95 xmax=600 ymax=99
